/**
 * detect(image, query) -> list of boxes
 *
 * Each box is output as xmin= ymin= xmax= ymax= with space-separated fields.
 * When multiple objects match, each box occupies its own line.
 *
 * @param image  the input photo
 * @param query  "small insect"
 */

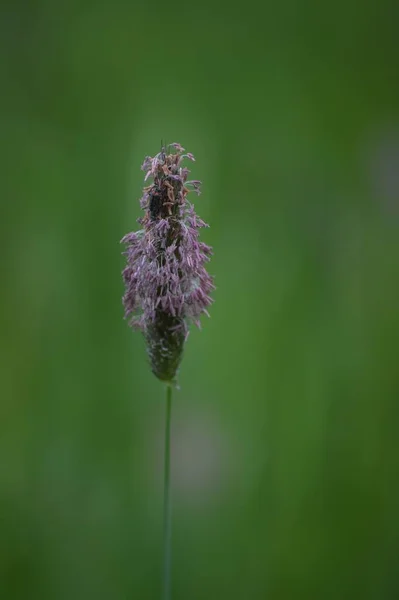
xmin=149 ymin=186 xmax=163 ymax=219
xmin=147 ymin=143 xmax=178 ymax=219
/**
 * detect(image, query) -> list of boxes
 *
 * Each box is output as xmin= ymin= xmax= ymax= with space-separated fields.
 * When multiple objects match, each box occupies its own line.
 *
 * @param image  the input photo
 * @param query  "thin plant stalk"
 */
xmin=163 ymin=384 xmax=173 ymax=600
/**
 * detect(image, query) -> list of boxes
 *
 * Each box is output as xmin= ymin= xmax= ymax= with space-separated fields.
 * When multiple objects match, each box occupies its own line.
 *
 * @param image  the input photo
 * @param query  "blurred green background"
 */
xmin=1 ymin=1 xmax=399 ymax=598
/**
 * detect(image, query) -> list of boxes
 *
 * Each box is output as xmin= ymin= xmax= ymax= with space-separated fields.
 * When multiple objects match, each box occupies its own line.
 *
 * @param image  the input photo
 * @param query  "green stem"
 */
xmin=163 ymin=384 xmax=173 ymax=600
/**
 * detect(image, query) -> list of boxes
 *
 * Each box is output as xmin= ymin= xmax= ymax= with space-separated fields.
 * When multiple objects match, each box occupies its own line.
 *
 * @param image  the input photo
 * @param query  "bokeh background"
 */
xmin=1 ymin=1 xmax=399 ymax=598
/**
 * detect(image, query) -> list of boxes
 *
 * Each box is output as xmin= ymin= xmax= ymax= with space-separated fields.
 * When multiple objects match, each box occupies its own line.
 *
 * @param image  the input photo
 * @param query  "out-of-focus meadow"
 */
xmin=1 ymin=1 xmax=399 ymax=598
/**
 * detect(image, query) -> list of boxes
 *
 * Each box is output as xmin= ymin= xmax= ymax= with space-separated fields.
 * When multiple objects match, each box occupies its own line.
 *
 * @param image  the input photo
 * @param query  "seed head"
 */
xmin=121 ymin=143 xmax=214 ymax=383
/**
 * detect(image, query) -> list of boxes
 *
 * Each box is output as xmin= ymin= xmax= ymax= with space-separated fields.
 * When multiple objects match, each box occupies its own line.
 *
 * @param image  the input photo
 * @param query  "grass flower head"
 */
xmin=121 ymin=143 xmax=214 ymax=383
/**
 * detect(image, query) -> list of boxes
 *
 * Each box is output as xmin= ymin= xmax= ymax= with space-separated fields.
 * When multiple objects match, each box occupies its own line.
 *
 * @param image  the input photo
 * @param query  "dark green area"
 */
xmin=1 ymin=1 xmax=399 ymax=598
xmin=145 ymin=312 xmax=186 ymax=383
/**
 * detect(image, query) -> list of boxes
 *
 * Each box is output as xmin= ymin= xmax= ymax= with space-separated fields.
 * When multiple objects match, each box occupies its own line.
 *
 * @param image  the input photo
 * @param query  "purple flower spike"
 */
xmin=121 ymin=143 xmax=214 ymax=383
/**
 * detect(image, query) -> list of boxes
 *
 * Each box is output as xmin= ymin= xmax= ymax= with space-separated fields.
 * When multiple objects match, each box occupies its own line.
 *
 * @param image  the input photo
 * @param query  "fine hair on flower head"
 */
xmin=121 ymin=142 xmax=215 ymax=384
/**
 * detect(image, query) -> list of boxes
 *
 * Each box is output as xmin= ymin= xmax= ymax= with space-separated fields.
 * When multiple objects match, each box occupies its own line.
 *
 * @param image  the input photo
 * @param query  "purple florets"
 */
xmin=121 ymin=143 xmax=214 ymax=382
